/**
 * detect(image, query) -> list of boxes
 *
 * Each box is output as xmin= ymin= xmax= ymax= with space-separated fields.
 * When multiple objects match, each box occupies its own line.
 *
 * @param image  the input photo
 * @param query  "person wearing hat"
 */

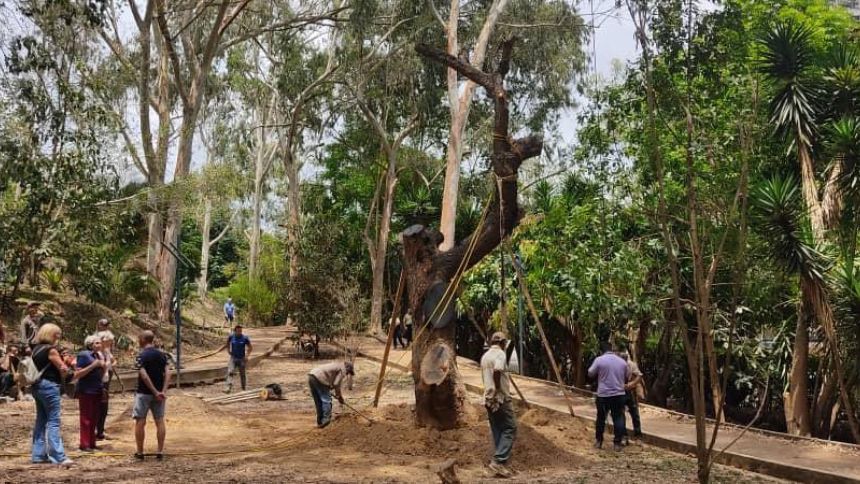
xmin=219 ymin=325 xmax=252 ymax=393
xmin=20 ymin=302 xmax=42 ymax=347
xmin=307 ymin=360 xmax=354 ymax=428
xmin=481 ymin=331 xmax=517 ymax=478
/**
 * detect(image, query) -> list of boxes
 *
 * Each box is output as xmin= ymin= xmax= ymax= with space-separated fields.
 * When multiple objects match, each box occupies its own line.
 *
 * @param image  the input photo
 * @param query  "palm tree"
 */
xmin=753 ymin=176 xmax=860 ymax=441
xmin=759 ymin=20 xmax=823 ymax=238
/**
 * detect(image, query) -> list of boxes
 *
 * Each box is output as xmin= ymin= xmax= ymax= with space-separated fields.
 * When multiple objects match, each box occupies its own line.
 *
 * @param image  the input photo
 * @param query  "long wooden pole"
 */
xmin=372 ymin=270 xmax=406 ymax=407
xmin=508 ymin=248 xmax=576 ymax=417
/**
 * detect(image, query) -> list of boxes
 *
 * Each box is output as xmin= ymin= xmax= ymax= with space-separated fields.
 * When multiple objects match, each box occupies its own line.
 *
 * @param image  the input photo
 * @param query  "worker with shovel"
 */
xmin=307 ymin=360 xmax=354 ymax=428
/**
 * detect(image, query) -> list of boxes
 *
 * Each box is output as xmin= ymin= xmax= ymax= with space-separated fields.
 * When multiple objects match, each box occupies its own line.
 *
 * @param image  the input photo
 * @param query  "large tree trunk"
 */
xmin=785 ymin=305 xmax=812 ymax=435
xmin=285 ymin=152 xmax=301 ymax=280
xmin=408 ymin=40 xmax=542 ymax=429
xmin=437 ymin=0 xmax=510 ymax=251
xmin=249 ymin=175 xmax=264 ymax=281
xmin=369 ymin=155 xmax=398 ymax=335
xmin=197 ymin=198 xmax=213 ymax=300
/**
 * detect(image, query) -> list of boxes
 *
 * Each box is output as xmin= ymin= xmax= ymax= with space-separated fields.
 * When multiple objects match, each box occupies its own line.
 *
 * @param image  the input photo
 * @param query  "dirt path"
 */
xmin=0 ymin=340 xmax=782 ymax=483
xmin=356 ymin=338 xmax=860 ymax=483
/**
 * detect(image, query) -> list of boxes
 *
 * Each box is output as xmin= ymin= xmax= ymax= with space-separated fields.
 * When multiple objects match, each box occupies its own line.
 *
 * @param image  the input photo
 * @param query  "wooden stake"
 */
xmin=508 ymin=248 xmax=576 ymax=417
xmin=372 ymin=270 xmax=406 ymax=407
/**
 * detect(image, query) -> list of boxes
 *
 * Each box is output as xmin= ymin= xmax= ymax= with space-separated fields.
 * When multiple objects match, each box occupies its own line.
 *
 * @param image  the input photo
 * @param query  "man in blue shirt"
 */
xmin=223 ymin=298 xmax=236 ymax=327
xmin=587 ymin=341 xmax=631 ymax=451
xmin=220 ymin=325 xmax=252 ymax=393
xmin=133 ymin=330 xmax=170 ymax=461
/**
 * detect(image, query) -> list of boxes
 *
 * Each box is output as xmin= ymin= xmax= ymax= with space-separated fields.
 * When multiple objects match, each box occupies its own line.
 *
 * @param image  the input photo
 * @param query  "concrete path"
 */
xmin=357 ymin=338 xmax=860 ymax=484
xmin=112 ymin=326 xmax=294 ymax=392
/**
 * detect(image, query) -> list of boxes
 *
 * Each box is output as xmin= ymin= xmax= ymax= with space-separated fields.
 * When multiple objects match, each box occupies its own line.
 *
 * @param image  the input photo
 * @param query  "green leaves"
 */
xmin=751 ymin=176 xmax=825 ymax=282
xmin=759 ymin=19 xmax=820 ymax=148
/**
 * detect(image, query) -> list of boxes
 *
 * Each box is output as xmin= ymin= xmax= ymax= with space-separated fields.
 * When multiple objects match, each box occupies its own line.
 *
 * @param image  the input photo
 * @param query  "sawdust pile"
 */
xmin=294 ymin=402 xmax=590 ymax=472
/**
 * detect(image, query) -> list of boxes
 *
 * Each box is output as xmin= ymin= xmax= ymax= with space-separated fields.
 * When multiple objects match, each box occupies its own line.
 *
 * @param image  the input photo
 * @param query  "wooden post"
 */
xmin=372 ymin=271 xmax=406 ymax=407
xmin=508 ymin=248 xmax=576 ymax=417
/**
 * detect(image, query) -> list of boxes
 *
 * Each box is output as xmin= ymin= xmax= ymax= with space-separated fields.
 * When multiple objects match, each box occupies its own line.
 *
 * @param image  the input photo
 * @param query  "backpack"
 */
xmin=19 ymin=346 xmax=50 ymax=386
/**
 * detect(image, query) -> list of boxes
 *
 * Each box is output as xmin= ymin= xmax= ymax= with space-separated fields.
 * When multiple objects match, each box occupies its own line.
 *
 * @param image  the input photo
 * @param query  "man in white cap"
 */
xmin=481 ymin=331 xmax=516 ymax=478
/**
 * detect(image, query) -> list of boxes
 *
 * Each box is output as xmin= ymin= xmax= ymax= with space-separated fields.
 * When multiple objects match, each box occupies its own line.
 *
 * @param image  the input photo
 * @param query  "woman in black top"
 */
xmin=30 ymin=323 xmax=103 ymax=466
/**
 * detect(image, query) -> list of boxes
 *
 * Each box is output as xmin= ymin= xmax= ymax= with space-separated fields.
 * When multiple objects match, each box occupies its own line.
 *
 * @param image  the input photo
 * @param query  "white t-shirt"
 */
xmin=96 ymin=330 xmax=115 ymax=383
xmin=481 ymin=345 xmax=510 ymax=405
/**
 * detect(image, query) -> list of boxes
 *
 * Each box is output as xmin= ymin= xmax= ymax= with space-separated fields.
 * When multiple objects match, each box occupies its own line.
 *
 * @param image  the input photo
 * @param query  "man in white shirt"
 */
xmin=481 ymin=331 xmax=516 ymax=478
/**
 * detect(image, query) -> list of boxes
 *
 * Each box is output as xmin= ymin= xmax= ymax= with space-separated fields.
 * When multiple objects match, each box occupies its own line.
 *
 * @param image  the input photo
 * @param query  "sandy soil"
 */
xmin=0 ymin=344 xmax=783 ymax=483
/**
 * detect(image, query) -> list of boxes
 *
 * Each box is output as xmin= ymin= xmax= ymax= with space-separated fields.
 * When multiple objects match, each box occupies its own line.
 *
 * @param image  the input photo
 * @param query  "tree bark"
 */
xmin=407 ymin=40 xmax=542 ymax=429
xmin=369 ymin=154 xmax=398 ymax=335
xmin=438 ymin=0 xmax=510 ymax=251
xmin=786 ymin=298 xmax=812 ymax=435
xmin=285 ymin=151 xmax=301 ymax=280
xmin=197 ymin=198 xmax=213 ymax=300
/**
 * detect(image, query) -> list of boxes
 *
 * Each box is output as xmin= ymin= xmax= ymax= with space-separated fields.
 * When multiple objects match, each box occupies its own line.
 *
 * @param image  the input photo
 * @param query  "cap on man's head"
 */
xmin=234 ymin=324 xmax=243 ymax=330
xmin=490 ymin=331 xmax=508 ymax=344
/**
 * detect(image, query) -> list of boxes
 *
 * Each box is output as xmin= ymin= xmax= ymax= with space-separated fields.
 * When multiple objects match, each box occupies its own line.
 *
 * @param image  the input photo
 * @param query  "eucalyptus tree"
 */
xmin=428 ymin=0 xmax=587 ymax=251
xmin=339 ymin=1 xmax=446 ymax=334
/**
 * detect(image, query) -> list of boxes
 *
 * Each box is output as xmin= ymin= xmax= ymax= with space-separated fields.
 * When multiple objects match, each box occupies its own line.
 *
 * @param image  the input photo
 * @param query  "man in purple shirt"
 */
xmin=587 ymin=341 xmax=631 ymax=450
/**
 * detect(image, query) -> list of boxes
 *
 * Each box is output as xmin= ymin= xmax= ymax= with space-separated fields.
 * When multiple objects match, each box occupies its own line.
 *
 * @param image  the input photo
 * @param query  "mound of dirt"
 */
xmin=301 ymin=402 xmax=584 ymax=472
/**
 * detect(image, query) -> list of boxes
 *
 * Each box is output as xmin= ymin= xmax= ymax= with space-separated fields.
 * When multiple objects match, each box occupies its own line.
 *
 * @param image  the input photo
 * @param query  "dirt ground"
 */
xmin=0 ymin=343 xmax=784 ymax=483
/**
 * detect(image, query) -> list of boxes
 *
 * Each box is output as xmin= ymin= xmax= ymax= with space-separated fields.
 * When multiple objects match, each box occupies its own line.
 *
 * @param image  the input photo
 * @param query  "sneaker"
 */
xmin=613 ymin=443 xmax=624 ymax=452
xmin=59 ymin=459 xmax=75 ymax=466
xmin=134 ymin=453 xmax=145 ymax=461
xmin=156 ymin=453 xmax=164 ymax=461
xmin=487 ymin=462 xmax=511 ymax=478
xmin=223 ymin=388 xmax=232 ymax=394
xmin=593 ymin=440 xmax=603 ymax=449
xmin=78 ymin=447 xmax=94 ymax=453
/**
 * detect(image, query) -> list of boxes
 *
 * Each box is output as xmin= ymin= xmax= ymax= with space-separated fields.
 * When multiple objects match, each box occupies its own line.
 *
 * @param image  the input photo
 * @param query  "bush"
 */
xmin=213 ymin=275 xmax=278 ymax=325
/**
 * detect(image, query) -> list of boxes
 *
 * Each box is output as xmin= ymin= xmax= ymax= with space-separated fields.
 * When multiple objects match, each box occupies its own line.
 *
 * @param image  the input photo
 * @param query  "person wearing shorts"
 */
xmin=132 ymin=330 xmax=170 ymax=461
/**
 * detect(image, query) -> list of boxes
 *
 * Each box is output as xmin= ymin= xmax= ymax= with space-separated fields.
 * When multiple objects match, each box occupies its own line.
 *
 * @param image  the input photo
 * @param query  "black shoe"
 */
xmin=156 ymin=453 xmax=164 ymax=461
xmin=593 ymin=440 xmax=603 ymax=449
xmin=134 ymin=453 xmax=144 ymax=461
xmin=318 ymin=420 xmax=331 ymax=429
xmin=613 ymin=443 xmax=624 ymax=452
xmin=95 ymin=435 xmax=106 ymax=441
xmin=79 ymin=447 xmax=94 ymax=453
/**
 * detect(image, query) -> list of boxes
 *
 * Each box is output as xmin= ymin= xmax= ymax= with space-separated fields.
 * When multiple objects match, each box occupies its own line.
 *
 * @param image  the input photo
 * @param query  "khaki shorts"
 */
xmin=132 ymin=393 xmax=166 ymax=420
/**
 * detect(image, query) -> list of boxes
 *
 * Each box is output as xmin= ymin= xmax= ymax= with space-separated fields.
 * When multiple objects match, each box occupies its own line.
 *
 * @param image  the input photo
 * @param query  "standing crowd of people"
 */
xmin=0 ymin=301 xmax=174 ymax=465
xmin=4 ymin=299 xmax=649 ymax=477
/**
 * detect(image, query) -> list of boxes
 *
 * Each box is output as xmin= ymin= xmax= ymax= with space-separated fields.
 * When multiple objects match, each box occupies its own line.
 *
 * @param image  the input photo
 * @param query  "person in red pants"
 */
xmin=75 ymin=335 xmax=105 ymax=452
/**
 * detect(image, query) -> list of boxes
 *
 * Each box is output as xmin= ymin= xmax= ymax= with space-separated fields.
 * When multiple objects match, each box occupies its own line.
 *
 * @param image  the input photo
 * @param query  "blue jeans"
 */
xmin=32 ymin=379 xmax=66 ymax=463
xmin=595 ymin=394 xmax=627 ymax=445
xmin=487 ymin=400 xmax=517 ymax=464
xmin=308 ymin=375 xmax=332 ymax=426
